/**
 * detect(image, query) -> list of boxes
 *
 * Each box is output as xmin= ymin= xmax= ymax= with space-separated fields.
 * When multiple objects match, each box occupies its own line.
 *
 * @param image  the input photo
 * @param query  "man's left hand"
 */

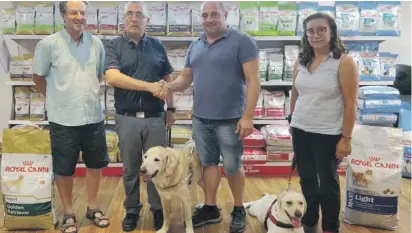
xmin=236 ymin=116 xmax=254 ymax=140
xmin=166 ymin=110 xmax=176 ymax=128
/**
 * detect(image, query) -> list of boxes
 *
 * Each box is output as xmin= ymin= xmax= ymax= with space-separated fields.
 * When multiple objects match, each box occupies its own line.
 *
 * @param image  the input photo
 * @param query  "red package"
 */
xmin=242 ymin=148 xmax=267 ymax=164
xmin=243 ymin=128 xmax=266 ymax=147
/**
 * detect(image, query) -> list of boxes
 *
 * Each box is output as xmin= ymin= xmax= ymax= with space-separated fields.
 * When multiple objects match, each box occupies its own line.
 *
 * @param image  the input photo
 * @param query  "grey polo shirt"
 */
xmin=185 ymin=27 xmax=259 ymax=120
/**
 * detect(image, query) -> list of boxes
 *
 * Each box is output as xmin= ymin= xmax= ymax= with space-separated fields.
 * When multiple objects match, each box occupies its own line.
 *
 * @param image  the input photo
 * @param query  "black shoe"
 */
xmin=153 ymin=209 xmax=164 ymax=230
xmin=122 ymin=213 xmax=139 ymax=232
xmin=230 ymin=206 xmax=246 ymax=233
xmin=192 ymin=205 xmax=222 ymax=228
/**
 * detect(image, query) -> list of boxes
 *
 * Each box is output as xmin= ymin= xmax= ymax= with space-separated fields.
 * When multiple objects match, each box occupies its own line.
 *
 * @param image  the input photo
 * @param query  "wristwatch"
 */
xmin=167 ymin=107 xmax=176 ymax=113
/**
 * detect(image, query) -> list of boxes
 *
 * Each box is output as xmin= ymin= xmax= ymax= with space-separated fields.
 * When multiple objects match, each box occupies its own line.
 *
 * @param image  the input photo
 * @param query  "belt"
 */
xmin=116 ymin=110 xmax=164 ymax=118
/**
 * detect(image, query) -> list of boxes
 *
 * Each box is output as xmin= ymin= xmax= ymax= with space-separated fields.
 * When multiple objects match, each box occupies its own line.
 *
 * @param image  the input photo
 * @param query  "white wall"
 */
xmin=0 ymin=1 xmax=411 ymax=138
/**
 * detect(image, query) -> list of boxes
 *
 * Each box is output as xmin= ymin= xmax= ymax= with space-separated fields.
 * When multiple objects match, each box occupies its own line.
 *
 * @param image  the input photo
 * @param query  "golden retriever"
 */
xmin=140 ymin=145 xmax=202 ymax=233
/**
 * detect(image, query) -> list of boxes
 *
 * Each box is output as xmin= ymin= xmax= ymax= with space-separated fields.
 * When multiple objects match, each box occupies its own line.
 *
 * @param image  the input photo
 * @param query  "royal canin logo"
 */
xmin=23 ymin=161 xmax=33 ymax=166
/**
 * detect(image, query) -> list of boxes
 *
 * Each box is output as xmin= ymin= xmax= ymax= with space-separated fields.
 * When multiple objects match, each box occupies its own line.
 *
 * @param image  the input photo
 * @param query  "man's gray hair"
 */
xmin=59 ymin=1 xmax=88 ymax=14
xmin=201 ymin=1 xmax=226 ymax=12
xmin=124 ymin=1 xmax=149 ymax=17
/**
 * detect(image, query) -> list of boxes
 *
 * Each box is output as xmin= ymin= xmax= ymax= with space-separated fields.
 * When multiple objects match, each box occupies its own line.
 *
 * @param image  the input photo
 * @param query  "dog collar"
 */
xmin=264 ymin=199 xmax=296 ymax=231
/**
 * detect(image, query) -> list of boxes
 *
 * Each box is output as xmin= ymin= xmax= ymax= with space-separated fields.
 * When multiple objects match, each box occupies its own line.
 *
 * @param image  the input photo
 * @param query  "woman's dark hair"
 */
xmin=298 ymin=12 xmax=348 ymax=67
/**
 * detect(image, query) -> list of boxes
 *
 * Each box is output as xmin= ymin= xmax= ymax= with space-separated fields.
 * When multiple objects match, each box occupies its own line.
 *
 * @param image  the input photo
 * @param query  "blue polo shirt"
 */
xmin=185 ymin=27 xmax=259 ymax=120
xmin=104 ymin=34 xmax=173 ymax=114
xmin=32 ymin=29 xmax=105 ymax=126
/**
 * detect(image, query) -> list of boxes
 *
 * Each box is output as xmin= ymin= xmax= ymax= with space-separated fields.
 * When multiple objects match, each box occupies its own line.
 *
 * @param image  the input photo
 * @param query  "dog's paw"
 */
xmin=156 ymin=228 xmax=168 ymax=233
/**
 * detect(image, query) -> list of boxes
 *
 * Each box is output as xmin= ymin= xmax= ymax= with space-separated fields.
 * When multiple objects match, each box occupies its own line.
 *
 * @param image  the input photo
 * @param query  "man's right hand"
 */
xmin=148 ymin=82 xmax=168 ymax=100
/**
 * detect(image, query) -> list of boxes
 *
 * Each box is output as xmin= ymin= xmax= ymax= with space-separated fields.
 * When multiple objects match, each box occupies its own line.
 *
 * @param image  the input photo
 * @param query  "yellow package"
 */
xmin=1 ymin=128 xmax=57 ymax=230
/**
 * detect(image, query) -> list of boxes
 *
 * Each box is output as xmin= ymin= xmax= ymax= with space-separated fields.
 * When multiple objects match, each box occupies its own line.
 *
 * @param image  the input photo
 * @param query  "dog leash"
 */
xmin=286 ymin=154 xmax=297 ymax=191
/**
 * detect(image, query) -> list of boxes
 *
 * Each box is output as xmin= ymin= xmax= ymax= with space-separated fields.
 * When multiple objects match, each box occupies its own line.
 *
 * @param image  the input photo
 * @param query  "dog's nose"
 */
xmin=140 ymin=168 xmax=147 ymax=174
xmin=294 ymin=210 xmax=303 ymax=218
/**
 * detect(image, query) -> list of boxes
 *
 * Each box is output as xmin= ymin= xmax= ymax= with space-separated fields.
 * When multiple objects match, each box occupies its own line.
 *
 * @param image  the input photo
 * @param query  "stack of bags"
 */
xmin=261 ymin=124 xmax=294 ymax=163
xmin=357 ymin=86 xmax=401 ymax=126
xmin=242 ymin=128 xmax=267 ymax=164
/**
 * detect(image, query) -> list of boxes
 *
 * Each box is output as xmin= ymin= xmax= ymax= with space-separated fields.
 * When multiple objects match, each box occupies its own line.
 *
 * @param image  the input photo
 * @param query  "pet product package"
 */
xmin=9 ymin=57 xmax=24 ymax=79
xmin=1 ymin=8 xmax=16 ymax=34
xmin=1 ymin=128 xmax=57 ymax=230
xmin=344 ymin=124 xmax=403 ymax=230
xmin=34 ymin=2 xmax=54 ymax=35
xmin=117 ymin=2 xmax=127 ymax=34
xmin=259 ymin=50 xmax=268 ymax=81
xmin=167 ymin=2 xmax=191 ymax=36
xmin=223 ymin=2 xmax=240 ymax=30
xmin=357 ymin=111 xmax=398 ymax=126
xmin=258 ymin=1 xmax=278 ymax=36
xmin=262 ymin=90 xmax=286 ymax=119
xmin=191 ymin=9 xmax=202 ymax=36
xmin=359 ymin=51 xmax=380 ymax=81
xmin=54 ymin=2 xmax=64 ymax=32
xmin=106 ymin=128 xmax=119 ymax=162
xmin=358 ymin=86 xmax=400 ymax=100
xmin=358 ymin=2 xmax=378 ymax=36
xmin=146 ymin=2 xmax=167 ymax=36
xmin=357 ymin=99 xmax=402 ymax=113
xmin=335 ymin=1 xmax=360 ymax=36
xmin=376 ymin=1 xmax=401 ymax=36
xmin=239 ymin=2 xmax=259 ymax=36
xmin=267 ymin=50 xmax=284 ymax=81
xmin=317 ymin=5 xmax=335 ymax=19
xmin=277 ymin=2 xmax=297 ymax=36
xmin=379 ymin=52 xmax=398 ymax=81
xmin=15 ymin=2 xmax=35 ymax=35
xmin=296 ymin=2 xmax=318 ymax=36
xmin=283 ymin=45 xmax=299 ymax=81
xmin=399 ymin=105 xmax=411 ymax=179
xmin=85 ymin=4 xmax=98 ymax=34
xmin=98 ymin=2 xmax=118 ymax=35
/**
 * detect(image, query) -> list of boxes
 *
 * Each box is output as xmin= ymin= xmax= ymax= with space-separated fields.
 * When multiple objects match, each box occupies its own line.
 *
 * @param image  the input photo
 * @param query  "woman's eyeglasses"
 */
xmin=306 ymin=27 xmax=328 ymax=37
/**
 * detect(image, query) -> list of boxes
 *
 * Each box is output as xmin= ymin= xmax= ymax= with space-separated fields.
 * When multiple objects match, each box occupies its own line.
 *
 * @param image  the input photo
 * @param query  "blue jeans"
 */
xmin=192 ymin=116 xmax=243 ymax=176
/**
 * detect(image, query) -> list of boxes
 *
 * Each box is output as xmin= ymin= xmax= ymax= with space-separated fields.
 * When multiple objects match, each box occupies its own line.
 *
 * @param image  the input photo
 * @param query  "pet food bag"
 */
xmin=399 ymin=104 xmax=411 ymax=179
xmin=344 ymin=124 xmax=403 ymax=230
xmin=1 ymin=128 xmax=57 ymax=230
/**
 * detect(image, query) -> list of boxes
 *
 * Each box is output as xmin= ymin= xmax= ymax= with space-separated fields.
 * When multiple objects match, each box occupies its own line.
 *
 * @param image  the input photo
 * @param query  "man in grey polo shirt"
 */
xmin=104 ymin=1 xmax=175 ymax=232
xmin=164 ymin=2 xmax=260 ymax=232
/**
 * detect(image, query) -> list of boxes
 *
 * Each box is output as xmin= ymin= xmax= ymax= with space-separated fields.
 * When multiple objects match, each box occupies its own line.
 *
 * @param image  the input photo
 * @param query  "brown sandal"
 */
xmin=85 ymin=207 xmax=110 ymax=228
xmin=61 ymin=214 xmax=78 ymax=233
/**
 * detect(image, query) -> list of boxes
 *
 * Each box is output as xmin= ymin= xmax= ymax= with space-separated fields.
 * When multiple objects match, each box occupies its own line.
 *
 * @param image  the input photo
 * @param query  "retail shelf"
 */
xmin=73 ymin=161 xmax=347 ymax=177
xmin=359 ymin=81 xmax=394 ymax=85
xmin=8 ymin=120 xmax=49 ymax=125
xmin=2 ymin=34 xmax=399 ymax=42
xmin=7 ymin=80 xmax=106 ymax=86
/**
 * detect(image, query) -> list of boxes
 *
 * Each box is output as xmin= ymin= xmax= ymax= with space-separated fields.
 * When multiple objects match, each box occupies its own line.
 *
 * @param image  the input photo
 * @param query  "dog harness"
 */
xmin=264 ymin=199 xmax=296 ymax=231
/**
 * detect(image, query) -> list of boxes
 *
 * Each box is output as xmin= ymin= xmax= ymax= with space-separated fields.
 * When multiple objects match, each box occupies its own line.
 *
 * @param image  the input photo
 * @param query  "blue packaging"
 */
xmin=376 ymin=1 xmax=401 ymax=36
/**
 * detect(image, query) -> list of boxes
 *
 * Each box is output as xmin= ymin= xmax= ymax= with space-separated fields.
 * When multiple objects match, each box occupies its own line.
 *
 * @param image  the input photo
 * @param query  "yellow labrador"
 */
xmin=244 ymin=191 xmax=307 ymax=233
xmin=140 ymin=145 xmax=202 ymax=233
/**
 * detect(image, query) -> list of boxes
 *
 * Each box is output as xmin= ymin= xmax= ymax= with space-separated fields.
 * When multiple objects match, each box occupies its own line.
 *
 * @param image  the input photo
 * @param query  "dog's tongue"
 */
xmin=141 ymin=174 xmax=151 ymax=182
xmin=291 ymin=218 xmax=301 ymax=228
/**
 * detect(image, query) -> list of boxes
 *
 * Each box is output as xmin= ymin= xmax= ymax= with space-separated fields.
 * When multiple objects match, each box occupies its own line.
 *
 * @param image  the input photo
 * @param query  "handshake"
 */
xmin=149 ymin=80 xmax=170 ymax=100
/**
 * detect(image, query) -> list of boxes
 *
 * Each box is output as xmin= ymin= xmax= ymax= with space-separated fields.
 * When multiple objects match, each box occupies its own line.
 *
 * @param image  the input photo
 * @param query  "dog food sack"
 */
xmin=167 ymin=2 xmax=191 ymax=36
xmin=34 ymin=2 xmax=54 ymax=35
xmin=399 ymin=106 xmax=411 ymax=179
xmin=379 ymin=52 xmax=398 ymax=81
xmin=1 ymin=128 xmax=57 ymax=230
xmin=147 ymin=2 xmax=167 ymax=36
xmin=223 ymin=2 xmax=240 ymax=30
xmin=239 ymin=2 xmax=259 ymax=36
xmin=1 ymin=8 xmax=16 ymax=34
xmin=277 ymin=2 xmax=297 ymax=36
xmin=258 ymin=1 xmax=278 ymax=36
xmin=296 ymin=2 xmax=318 ymax=36
xmin=359 ymin=2 xmax=378 ymax=36
xmin=376 ymin=1 xmax=401 ymax=36
xmin=15 ymin=2 xmax=35 ymax=35
xmin=335 ymin=1 xmax=360 ymax=36
xmin=344 ymin=124 xmax=403 ymax=230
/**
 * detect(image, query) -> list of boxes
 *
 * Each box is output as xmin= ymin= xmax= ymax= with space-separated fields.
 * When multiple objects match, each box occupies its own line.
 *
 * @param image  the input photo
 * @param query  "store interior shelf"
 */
xmin=7 ymin=80 xmax=394 ymax=87
xmin=2 ymin=34 xmax=399 ymax=42
xmin=10 ymin=119 xmax=289 ymax=126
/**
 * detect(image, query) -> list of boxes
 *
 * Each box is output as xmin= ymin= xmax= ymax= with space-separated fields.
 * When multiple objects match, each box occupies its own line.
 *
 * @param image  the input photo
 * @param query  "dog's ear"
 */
xmin=164 ymin=148 xmax=178 ymax=176
xmin=301 ymin=194 xmax=307 ymax=214
xmin=276 ymin=192 xmax=285 ymax=210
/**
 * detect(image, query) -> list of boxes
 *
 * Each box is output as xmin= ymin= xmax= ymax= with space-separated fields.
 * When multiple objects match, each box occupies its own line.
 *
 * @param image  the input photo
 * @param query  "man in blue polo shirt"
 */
xmin=104 ymin=1 xmax=175 ymax=232
xmin=32 ymin=1 xmax=110 ymax=233
xmin=164 ymin=1 xmax=260 ymax=232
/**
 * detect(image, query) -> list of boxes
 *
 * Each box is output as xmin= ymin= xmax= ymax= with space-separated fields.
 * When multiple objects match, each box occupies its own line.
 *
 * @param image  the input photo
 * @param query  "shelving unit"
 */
xmin=2 ymin=1 xmax=402 ymax=177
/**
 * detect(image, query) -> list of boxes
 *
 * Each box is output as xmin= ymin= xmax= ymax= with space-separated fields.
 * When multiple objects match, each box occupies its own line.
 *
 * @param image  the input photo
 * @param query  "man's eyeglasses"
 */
xmin=125 ymin=11 xmax=146 ymax=19
xmin=306 ymin=27 xmax=328 ymax=37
